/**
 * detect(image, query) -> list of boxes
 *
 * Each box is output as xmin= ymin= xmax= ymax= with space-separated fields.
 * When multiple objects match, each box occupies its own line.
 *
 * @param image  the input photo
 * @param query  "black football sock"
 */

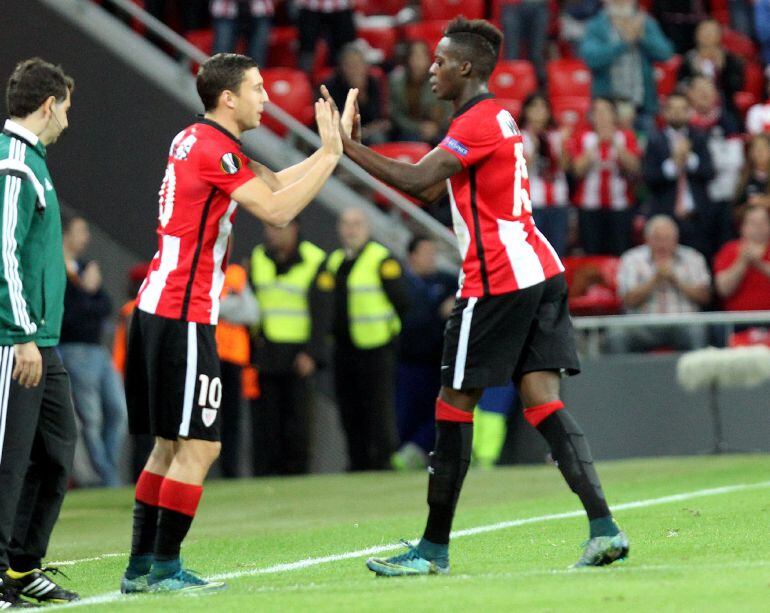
xmin=152 ymin=479 xmax=203 ymax=570
xmin=127 ymin=471 xmax=164 ymax=578
xmin=421 ymin=399 xmax=474 ymax=551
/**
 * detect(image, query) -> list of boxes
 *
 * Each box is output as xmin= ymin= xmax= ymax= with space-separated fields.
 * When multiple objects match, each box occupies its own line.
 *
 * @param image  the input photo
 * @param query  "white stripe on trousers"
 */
xmin=452 ymin=298 xmax=478 ymax=390
xmin=0 ymin=346 xmax=14 ymax=464
xmin=178 ymin=322 xmax=197 ymax=437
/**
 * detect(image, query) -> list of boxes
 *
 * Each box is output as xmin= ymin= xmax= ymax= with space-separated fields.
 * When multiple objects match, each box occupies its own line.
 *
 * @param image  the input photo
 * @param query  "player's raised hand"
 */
xmin=320 ymin=86 xmax=362 ymax=143
xmin=315 ymin=98 xmax=342 ymax=157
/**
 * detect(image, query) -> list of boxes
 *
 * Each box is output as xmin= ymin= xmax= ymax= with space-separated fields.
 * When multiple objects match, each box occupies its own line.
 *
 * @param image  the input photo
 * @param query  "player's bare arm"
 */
xmin=248 ymin=147 xmax=328 ymax=190
xmin=232 ymin=99 xmax=344 ymax=226
xmin=321 ymin=86 xmax=451 ymax=204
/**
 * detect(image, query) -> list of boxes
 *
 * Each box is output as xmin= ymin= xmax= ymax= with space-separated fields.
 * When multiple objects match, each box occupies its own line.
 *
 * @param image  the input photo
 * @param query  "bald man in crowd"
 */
xmin=325 ymin=208 xmax=411 ymax=471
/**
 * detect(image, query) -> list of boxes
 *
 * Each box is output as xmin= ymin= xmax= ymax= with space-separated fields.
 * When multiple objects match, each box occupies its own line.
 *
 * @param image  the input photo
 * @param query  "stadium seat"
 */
xmin=403 ymin=20 xmax=450 ymax=51
xmin=185 ymin=28 xmax=214 ymax=55
xmin=550 ymin=96 xmax=591 ymax=128
xmin=356 ymin=0 xmax=409 ymax=16
xmin=547 ymin=58 xmax=592 ymax=100
xmin=743 ymin=62 xmax=765 ymax=100
xmin=734 ymin=91 xmax=758 ymax=117
xmin=358 ymin=27 xmax=398 ymax=62
xmin=729 ymin=327 xmax=770 ymax=348
xmin=722 ymin=28 xmax=757 ymax=61
xmin=267 ymin=26 xmax=299 ymax=68
xmin=489 ymin=61 xmax=538 ymax=102
xmin=260 ymin=68 xmax=314 ymax=136
xmin=710 ymin=0 xmax=730 ymax=25
xmin=496 ymin=98 xmax=522 ymax=121
xmin=421 ymin=0 xmax=485 ymax=21
xmin=654 ymin=55 xmax=683 ymax=98
xmin=562 ymin=255 xmax=622 ymax=316
xmin=370 ymin=142 xmax=432 ymax=207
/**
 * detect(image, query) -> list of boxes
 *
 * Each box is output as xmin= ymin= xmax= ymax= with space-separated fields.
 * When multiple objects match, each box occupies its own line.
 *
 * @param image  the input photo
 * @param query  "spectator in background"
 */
xmin=714 ymin=205 xmax=770 ymax=311
xmin=643 ymin=93 xmax=719 ymax=260
xmin=687 ymin=75 xmax=742 ymax=136
xmin=328 ymin=208 xmax=410 ymax=471
xmin=678 ymin=19 xmax=744 ymax=118
xmin=249 ymin=220 xmax=331 ymax=476
xmin=296 ymin=0 xmax=356 ymax=73
xmin=323 ymin=45 xmax=390 ymax=145
xmin=216 ymin=261 xmax=259 ymax=478
xmin=746 ymin=76 xmax=770 ymax=135
xmin=392 ymin=236 xmax=456 ymax=471
xmin=520 ymin=92 xmax=571 ymax=256
xmin=210 ymin=0 xmax=274 ymax=68
xmin=567 ymin=97 xmax=641 ymax=255
xmin=651 ymin=0 xmax=709 ymax=55
xmin=559 ymin=0 xmax=602 ymax=55
xmin=756 ymin=0 xmax=770 ymax=67
xmin=59 ymin=218 xmax=126 ymax=488
xmin=389 ymin=40 xmax=449 ymax=145
xmin=499 ymin=0 xmax=550 ymax=85
xmin=734 ymin=134 xmax=770 ymax=216
xmin=580 ymin=0 xmax=673 ymax=133
xmin=609 ymin=215 xmax=711 ymax=353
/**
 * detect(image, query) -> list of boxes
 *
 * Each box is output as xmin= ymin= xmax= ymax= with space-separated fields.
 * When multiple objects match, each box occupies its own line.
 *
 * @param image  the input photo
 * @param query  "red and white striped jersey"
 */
xmin=295 ymin=0 xmax=355 ymax=12
xmin=210 ymin=0 xmax=274 ymax=18
xmin=521 ymin=128 xmax=569 ymax=208
xmin=746 ymin=102 xmax=770 ymax=135
xmin=438 ymin=95 xmax=564 ymax=298
xmin=567 ymin=128 xmax=639 ymax=211
xmin=137 ymin=119 xmax=256 ymax=325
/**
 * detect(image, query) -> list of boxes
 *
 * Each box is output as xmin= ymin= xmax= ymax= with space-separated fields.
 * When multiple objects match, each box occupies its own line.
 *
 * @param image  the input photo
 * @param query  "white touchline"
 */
xmin=61 ymin=479 xmax=770 ymax=609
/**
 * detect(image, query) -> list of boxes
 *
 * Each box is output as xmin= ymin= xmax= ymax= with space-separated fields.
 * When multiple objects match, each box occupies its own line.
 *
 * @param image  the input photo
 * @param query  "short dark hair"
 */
xmin=197 ymin=53 xmax=259 ymax=112
xmin=443 ymin=17 xmax=502 ymax=81
xmin=408 ymin=235 xmax=433 ymax=254
xmin=6 ymin=58 xmax=73 ymax=119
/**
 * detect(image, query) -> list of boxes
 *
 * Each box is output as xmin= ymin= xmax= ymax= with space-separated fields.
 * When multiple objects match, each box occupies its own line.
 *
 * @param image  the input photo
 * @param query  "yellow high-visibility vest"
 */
xmin=250 ymin=241 xmax=326 ymax=343
xmin=326 ymin=242 xmax=401 ymax=350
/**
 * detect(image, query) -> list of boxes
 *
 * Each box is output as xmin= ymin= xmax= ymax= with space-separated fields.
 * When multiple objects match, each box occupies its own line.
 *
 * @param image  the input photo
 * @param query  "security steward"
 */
xmin=250 ymin=218 xmax=331 ymax=475
xmin=328 ymin=207 xmax=411 ymax=471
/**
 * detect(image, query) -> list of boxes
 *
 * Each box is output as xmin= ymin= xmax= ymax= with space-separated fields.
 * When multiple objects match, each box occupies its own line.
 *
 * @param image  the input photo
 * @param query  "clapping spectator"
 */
xmin=210 ymin=0 xmax=274 ymax=68
xmin=323 ymin=44 xmax=390 ymax=144
xmin=499 ymin=0 xmax=550 ymax=85
xmin=388 ymin=40 xmax=449 ymax=145
xmin=580 ymin=0 xmax=673 ymax=133
xmin=687 ymin=75 xmax=742 ymax=136
xmin=608 ymin=215 xmax=710 ymax=352
xmin=678 ymin=19 xmax=744 ymax=117
xmin=643 ymin=93 xmax=722 ymax=260
xmin=714 ymin=205 xmax=770 ymax=311
xmin=520 ymin=93 xmax=571 ymax=256
xmin=734 ymin=134 xmax=770 ymax=215
xmin=567 ymin=97 xmax=641 ymax=255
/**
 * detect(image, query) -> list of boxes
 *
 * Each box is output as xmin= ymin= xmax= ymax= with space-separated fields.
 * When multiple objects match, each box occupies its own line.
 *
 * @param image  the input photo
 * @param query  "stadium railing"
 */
xmin=573 ymin=311 xmax=770 ymax=356
xmin=56 ymin=0 xmax=459 ymax=266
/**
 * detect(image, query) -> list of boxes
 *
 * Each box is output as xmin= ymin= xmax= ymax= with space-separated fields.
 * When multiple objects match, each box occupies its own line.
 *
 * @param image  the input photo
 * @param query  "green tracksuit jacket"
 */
xmin=0 ymin=119 xmax=65 ymax=347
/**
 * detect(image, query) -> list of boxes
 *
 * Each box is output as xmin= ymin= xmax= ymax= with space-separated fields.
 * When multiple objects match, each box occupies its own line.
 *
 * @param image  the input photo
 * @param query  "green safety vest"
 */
xmin=250 ymin=241 xmax=326 ymax=343
xmin=326 ymin=242 xmax=401 ymax=350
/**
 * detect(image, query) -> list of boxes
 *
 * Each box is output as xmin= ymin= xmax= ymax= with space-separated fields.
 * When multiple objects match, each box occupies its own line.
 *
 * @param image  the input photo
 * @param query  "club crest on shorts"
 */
xmin=220 ymin=152 xmax=242 ymax=175
xmin=202 ymin=408 xmax=218 ymax=427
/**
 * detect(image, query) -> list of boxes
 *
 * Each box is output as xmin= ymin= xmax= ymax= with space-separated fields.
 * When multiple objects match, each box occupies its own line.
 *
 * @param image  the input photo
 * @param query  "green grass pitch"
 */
xmin=49 ymin=454 xmax=770 ymax=612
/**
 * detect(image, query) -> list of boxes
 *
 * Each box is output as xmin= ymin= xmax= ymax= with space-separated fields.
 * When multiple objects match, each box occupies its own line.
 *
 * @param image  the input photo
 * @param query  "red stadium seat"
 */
xmin=403 ymin=20 xmax=450 ymax=52
xmin=547 ymin=58 xmax=592 ymax=100
xmin=358 ymin=27 xmax=398 ymax=62
xmin=356 ymin=0 xmax=409 ymax=16
xmin=489 ymin=61 xmax=538 ymax=102
xmin=722 ymin=28 xmax=757 ymax=61
xmin=654 ymin=54 xmax=683 ymax=98
xmin=550 ymin=96 xmax=591 ymax=128
xmin=729 ymin=327 xmax=770 ymax=348
xmin=185 ymin=29 xmax=214 ymax=55
xmin=710 ymin=0 xmax=730 ymax=25
xmin=267 ymin=26 xmax=299 ymax=68
xmin=260 ymin=68 xmax=314 ymax=136
xmin=370 ymin=142 xmax=432 ymax=207
xmin=562 ymin=255 xmax=622 ymax=316
xmin=743 ymin=62 xmax=765 ymax=100
xmin=734 ymin=91 xmax=758 ymax=117
xmin=496 ymin=98 xmax=523 ymax=121
xmin=421 ymin=0 xmax=485 ymax=21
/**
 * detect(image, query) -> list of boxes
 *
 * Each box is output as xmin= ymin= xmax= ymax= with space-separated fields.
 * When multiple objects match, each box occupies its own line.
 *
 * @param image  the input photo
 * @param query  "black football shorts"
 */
xmin=441 ymin=273 xmax=580 ymax=390
xmin=125 ymin=309 xmax=222 ymax=441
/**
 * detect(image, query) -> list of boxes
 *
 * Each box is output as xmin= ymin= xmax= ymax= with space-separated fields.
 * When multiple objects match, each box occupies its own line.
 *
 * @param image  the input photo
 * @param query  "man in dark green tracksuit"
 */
xmin=0 ymin=58 xmax=79 ymax=607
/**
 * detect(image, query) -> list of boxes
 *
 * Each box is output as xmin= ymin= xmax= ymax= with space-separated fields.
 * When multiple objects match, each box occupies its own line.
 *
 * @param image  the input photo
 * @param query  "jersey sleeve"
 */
xmin=438 ymin=112 xmax=503 ymax=168
xmin=198 ymin=141 xmax=256 ymax=196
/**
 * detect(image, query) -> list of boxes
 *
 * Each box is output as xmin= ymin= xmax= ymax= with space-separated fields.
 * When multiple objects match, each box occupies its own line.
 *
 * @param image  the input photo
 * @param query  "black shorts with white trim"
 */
xmin=441 ymin=273 xmax=580 ymax=391
xmin=125 ymin=309 xmax=222 ymax=442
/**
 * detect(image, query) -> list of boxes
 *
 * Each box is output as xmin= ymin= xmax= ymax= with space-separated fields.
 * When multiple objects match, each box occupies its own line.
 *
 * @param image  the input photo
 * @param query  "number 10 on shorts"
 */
xmin=198 ymin=374 xmax=222 ymax=428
